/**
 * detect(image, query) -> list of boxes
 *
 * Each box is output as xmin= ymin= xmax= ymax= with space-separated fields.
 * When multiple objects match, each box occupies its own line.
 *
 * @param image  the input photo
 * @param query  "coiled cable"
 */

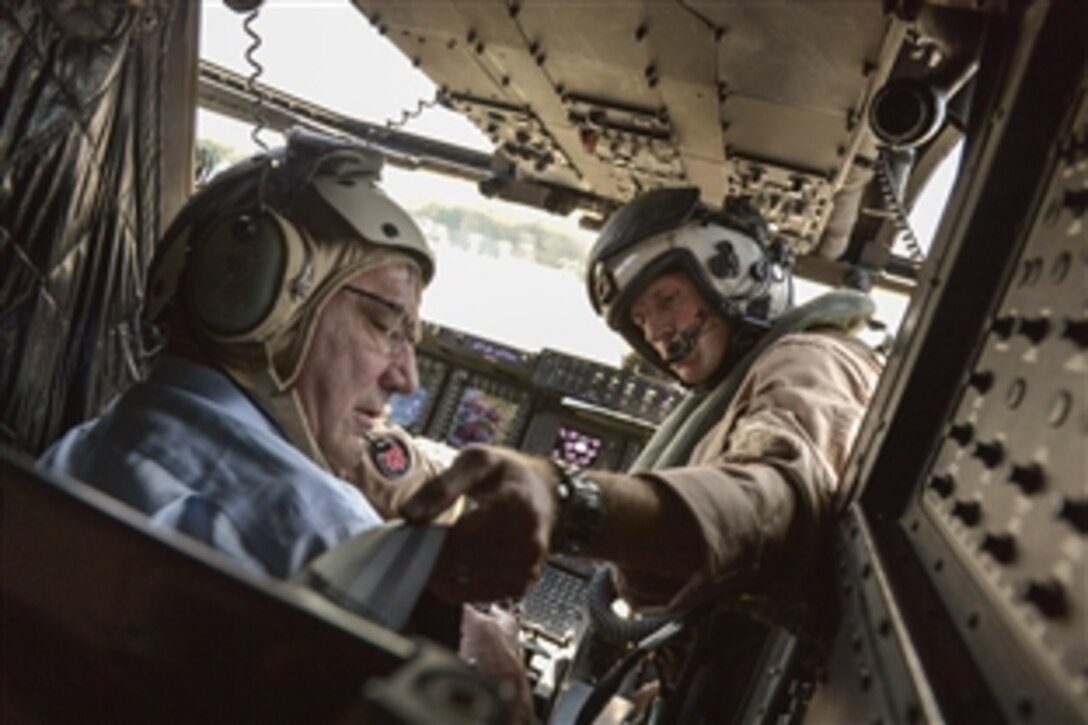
xmin=241 ymin=7 xmax=269 ymax=152
xmin=384 ymin=90 xmax=443 ymax=131
xmin=876 ymin=148 xmax=926 ymax=262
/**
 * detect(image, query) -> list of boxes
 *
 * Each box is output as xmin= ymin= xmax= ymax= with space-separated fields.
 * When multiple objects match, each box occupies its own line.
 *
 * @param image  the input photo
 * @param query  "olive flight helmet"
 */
xmin=587 ymin=187 xmax=793 ymax=376
xmin=145 ymin=127 xmax=434 ymax=471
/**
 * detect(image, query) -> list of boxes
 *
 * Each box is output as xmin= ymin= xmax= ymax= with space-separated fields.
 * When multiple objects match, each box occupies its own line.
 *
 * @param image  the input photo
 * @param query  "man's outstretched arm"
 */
xmin=399 ymin=445 xmax=704 ymax=604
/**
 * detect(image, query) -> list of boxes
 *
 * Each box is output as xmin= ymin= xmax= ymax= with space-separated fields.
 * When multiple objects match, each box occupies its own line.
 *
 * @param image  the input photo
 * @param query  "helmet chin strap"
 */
xmin=664 ymin=309 xmax=709 ymax=364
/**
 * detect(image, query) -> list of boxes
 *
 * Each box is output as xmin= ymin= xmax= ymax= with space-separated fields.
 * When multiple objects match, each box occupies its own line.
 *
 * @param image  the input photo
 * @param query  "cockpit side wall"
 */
xmin=0 ymin=0 xmax=196 ymax=454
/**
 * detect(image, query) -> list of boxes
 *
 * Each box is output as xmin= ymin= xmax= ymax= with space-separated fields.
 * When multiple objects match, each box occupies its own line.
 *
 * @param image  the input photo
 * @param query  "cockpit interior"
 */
xmin=1 ymin=1 xmax=1084 ymax=722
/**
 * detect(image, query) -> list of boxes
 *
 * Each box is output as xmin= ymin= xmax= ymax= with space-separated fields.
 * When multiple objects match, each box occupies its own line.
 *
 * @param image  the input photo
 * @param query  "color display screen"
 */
xmin=551 ymin=425 xmax=604 ymax=468
xmin=446 ymin=385 xmax=524 ymax=447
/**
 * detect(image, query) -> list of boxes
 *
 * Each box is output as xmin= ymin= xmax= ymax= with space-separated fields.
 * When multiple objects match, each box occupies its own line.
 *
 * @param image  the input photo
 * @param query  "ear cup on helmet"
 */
xmin=145 ymin=131 xmax=433 ymax=350
xmin=181 ymin=209 xmax=313 ymax=343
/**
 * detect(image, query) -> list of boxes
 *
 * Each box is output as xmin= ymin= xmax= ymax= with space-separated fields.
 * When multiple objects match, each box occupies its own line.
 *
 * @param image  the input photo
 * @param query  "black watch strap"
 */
xmin=550 ymin=460 xmax=604 ymax=555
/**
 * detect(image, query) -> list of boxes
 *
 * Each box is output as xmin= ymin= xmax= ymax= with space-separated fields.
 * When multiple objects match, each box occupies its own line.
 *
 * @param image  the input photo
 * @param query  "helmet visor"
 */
xmin=590 ymin=187 xmax=701 ymax=263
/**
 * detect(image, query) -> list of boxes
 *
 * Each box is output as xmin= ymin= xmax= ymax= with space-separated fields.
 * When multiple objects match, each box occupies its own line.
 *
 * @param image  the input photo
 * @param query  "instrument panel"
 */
xmin=388 ymin=322 xmax=684 ymax=468
xmin=386 ymin=323 xmax=682 ymax=690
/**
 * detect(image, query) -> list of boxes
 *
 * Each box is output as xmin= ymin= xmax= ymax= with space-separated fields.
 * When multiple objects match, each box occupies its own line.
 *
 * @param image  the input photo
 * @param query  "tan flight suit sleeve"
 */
xmin=614 ymin=331 xmax=883 ymax=619
xmin=348 ymin=426 xmax=463 ymax=525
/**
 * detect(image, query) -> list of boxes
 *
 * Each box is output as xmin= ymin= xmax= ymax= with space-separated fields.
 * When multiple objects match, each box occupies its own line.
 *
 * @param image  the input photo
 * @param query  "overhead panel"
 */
xmin=697 ymin=0 xmax=887 ymax=174
xmin=692 ymin=1 xmax=892 ymax=253
xmin=353 ymin=0 xmax=902 ymax=255
xmin=697 ymin=2 xmax=887 ymax=109
xmin=515 ymin=1 xmax=679 ymax=199
xmin=640 ymin=2 xmax=725 ymax=201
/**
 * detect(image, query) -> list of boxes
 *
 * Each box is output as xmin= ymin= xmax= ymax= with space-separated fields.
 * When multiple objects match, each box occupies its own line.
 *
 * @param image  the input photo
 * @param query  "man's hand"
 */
xmin=460 ymin=605 xmax=533 ymax=725
xmin=400 ymin=446 xmax=559 ymax=603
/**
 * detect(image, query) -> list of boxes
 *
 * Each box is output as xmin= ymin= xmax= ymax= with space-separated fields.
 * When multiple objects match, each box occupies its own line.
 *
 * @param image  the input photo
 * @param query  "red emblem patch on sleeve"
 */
xmin=370 ymin=434 xmax=412 ymax=479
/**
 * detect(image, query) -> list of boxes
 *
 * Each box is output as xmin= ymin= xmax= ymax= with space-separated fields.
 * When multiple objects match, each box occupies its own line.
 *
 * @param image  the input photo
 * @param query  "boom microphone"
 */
xmin=664 ymin=310 xmax=708 ymax=364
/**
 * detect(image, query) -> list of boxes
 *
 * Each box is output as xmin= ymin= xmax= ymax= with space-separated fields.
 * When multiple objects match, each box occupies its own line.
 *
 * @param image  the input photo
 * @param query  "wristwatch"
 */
xmin=550 ymin=460 xmax=605 ymax=555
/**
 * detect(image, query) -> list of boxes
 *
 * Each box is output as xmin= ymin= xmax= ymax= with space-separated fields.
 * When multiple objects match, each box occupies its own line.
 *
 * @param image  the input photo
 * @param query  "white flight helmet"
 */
xmin=587 ymin=187 xmax=793 ymax=375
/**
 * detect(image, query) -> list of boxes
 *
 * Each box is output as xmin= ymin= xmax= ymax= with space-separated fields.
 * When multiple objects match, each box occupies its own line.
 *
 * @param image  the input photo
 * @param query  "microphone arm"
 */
xmin=663 ymin=310 xmax=708 ymax=364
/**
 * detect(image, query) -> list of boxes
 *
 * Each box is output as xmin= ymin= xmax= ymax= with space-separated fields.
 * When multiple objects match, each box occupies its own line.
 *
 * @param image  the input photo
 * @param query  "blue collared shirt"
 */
xmin=39 ymin=356 xmax=382 ymax=578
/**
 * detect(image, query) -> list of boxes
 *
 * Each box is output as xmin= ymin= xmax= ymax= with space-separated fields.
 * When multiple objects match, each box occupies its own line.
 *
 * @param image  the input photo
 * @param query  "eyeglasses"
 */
xmin=341 ymin=285 xmax=420 ymax=359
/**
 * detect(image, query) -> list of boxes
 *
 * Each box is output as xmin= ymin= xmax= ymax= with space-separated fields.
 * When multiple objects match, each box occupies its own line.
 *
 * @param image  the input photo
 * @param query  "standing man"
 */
xmin=402 ymin=187 xmax=883 ymax=718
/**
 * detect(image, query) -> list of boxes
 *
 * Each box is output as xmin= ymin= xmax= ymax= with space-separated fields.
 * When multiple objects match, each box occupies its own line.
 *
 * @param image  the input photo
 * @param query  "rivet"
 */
xmin=1047 ymin=390 xmax=1071 ymax=426
xmin=1051 ymin=251 xmax=1071 ymax=282
xmin=1005 ymin=378 xmax=1026 ymax=408
xmin=1027 ymin=257 xmax=1043 ymax=284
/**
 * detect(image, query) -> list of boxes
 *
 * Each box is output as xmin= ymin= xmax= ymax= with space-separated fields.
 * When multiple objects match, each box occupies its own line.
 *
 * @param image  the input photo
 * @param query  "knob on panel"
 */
xmin=1008 ymin=463 xmax=1045 ymax=495
xmin=1018 ymin=578 xmax=1067 ymax=619
xmin=952 ymin=499 xmax=982 ymax=527
xmin=973 ymin=440 xmax=1004 ymax=469
xmin=1018 ymin=317 xmax=1050 ymax=344
xmin=968 ymin=370 xmax=995 ymax=393
xmin=929 ymin=473 xmax=955 ymax=498
xmin=980 ymin=532 xmax=1017 ymax=564
xmin=1054 ymin=497 xmax=1088 ymax=534
xmin=949 ymin=422 xmax=975 ymax=446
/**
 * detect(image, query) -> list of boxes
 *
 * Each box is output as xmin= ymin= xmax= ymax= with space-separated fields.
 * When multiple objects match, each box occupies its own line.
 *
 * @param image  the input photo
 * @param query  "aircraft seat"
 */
xmin=0 ymin=446 xmax=504 ymax=723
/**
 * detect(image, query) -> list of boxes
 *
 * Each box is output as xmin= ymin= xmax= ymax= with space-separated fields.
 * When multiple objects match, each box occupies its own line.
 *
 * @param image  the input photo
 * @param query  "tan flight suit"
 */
xmin=615 ymin=329 xmax=883 ymax=624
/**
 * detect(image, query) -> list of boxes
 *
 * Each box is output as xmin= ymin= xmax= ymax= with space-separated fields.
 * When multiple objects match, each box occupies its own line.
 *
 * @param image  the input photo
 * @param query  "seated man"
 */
xmin=39 ymin=131 xmax=439 ymax=577
xmin=39 ymin=130 xmax=534 ymax=719
xmin=401 ymin=188 xmax=884 ymax=718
